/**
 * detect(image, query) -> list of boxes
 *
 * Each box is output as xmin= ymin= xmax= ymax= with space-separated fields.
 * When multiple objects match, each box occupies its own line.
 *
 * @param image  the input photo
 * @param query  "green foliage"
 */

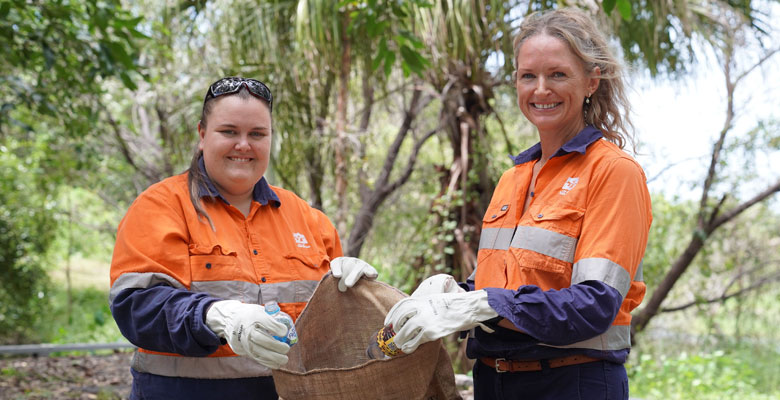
xmin=39 ymin=286 xmax=124 ymax=346
xmin=642 ymin=195 xmax=697 ymax=289
xmin=0 ymin=0 xmax=147 ymax=132
xmin=602 ymin=0 xmax=632 ymax=21
xmin=0 ymin=138 xmax=56 ymax=344
xmin=49 ymin=187 xmax=121 ymax=263
xmin=0 ymin=3 xmax=147 ymax=342
xmin=344 ymin=0 xmax=432 ymax=77
xmin=629 ymin=342 xmax=779 ymax=399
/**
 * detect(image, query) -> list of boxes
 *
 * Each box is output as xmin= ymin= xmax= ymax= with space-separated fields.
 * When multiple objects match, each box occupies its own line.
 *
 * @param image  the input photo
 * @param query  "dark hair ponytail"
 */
xmin=187 ymin=147 xmax=216 ymax=231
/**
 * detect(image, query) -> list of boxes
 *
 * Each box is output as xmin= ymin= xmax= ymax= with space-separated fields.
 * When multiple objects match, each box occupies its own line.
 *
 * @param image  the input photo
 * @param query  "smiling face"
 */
xmin=515 ymin=34 xmax=600 ymax=140
xmin=198 ymin=95 xmax=272 ymax=204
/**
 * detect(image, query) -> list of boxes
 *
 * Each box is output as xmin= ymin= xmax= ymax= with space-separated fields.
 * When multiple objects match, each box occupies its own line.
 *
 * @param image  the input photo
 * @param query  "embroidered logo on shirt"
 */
xmin=293 ymin=232 xmax=311 ymax=248
xmin=559 ymin=177 xmax=579 ymax=195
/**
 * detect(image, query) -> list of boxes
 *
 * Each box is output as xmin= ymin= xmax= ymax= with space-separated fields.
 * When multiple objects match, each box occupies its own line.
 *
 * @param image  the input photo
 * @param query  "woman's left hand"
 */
xmin=330 ymin=257 xmax=379 ymax=292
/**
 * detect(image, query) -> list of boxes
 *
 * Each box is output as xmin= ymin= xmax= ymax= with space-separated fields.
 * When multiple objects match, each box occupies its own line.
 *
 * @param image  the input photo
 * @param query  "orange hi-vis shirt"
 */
xmin=473 ymin=127 xmax=651 ymax=355
xmin=109 ymin=171 xmax=341 ymax=379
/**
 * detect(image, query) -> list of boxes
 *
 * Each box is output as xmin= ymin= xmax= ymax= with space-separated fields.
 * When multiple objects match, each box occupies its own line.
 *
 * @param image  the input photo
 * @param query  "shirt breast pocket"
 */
xmin=507 ymin=204 xmax=584 ymax=280
xmin=284 ymin=252 xmax=330 ymax=281
xmin=478 ymin=203 xmax=514 ymax=266
xmin=189 ymin=244 xmax=246 ymax=282
xmin=528 ymin=204 xmax=585 ymax=238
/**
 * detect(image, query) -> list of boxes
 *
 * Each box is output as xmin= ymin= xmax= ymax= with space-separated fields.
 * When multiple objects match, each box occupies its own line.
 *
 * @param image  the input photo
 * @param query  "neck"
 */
xmin=216 ymin=188 xmax=254 ymax=217
xmin=537 ymin=122 xmax=584 ymax=161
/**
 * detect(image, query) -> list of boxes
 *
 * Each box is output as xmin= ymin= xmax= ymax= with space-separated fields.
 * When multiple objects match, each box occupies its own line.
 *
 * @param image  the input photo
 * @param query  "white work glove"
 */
xmin=330 ymin=256 xmax=379 ymax=292
xmin=384 ymin=290 xmax=498 ymax=354
xmin=205 ymin=300 xmax=290 ymax=369
xmin=411 ymin=274 xmax=466 ymax=297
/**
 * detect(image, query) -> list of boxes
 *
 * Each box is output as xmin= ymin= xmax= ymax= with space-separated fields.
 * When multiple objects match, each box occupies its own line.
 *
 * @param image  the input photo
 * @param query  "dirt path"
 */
xmin=0 ymin=351 xmax=133 ymax=399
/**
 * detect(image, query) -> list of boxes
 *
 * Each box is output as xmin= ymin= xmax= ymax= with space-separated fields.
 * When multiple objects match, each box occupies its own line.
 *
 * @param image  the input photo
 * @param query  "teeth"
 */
xmin=533 ymin=103 xmax=558 ymax=109
xmin=229 ymin=157 xmax=251 ymax=162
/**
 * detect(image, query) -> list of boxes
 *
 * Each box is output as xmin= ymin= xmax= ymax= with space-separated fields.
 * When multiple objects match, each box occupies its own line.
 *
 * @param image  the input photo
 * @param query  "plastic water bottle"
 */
xmin=366 ymin=323 xmax=403 ymax=359
xmin=265 ymin=301 xmax=298 ymax=346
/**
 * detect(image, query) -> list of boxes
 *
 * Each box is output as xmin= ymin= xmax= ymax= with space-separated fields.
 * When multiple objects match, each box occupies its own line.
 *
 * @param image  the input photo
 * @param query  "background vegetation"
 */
xmin=1 ymin=0 xmax=778 ymax=398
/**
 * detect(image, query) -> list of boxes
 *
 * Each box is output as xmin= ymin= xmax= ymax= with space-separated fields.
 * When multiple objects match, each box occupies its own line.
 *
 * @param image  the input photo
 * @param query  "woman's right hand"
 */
xmin=205 ymin=300 xmax=291 ymax=369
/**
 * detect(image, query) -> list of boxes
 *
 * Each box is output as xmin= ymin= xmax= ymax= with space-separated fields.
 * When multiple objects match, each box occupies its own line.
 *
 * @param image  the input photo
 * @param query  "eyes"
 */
xmin=218 ymin=129 xmax=270 ymax=138
xmin=518 ymin=71 xmax=567 ymax=80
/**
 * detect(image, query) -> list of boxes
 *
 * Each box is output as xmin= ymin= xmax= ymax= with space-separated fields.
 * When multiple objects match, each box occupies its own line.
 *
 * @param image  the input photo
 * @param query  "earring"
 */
xmin=583 ymin=94 xmax=591 ymax=123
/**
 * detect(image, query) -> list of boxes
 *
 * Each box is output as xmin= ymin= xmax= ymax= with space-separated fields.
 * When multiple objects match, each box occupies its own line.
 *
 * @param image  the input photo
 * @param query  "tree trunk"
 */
xmin=631 ymin=235 xmax=706 ymax=332
xmin=346 ymin=89 xmax=436 ymax=257
xmin=334 ymin=15 xmax=352 ymax=241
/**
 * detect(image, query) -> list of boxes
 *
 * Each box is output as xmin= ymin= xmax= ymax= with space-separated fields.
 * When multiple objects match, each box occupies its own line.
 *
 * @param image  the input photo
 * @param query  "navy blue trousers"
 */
xmin=473 ymin=359 xmax=628 ymax=400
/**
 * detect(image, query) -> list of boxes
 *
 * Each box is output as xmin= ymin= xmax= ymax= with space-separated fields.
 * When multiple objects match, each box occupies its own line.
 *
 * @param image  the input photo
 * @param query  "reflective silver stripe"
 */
xmin=109 ymin=272 xmax=185 ymax=303
xmin=111 ymin=272 xmax=318 ymax=305
xmin=256 ymin=280 xmax=319 ymax=304
xmin=541 ymin=324 xmax=630 ymax=351
xmin=511 ymin=226 xmax=577 ymax=263
xmin=191 ymin=280 xmax=319 ymax=304
xmin=467 ymin=268 xmax=476 ymax=283
xmin=571 ymin=258 xmax=631 ymax=298
xmin=132 ymin=351 xmax=270 ymax=379
xmin=634 ymin=260 xmax=643 ymax=282
xmin=478 ymin=227 xmax=514 ymax=250
xmin=190 ymin=280 xmax=259 ymax=303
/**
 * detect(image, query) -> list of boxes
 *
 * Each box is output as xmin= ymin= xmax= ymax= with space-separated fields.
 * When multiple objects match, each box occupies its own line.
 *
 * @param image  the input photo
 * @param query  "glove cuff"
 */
xmin=462 ymin=290 xmax=499 ymax=323
xmin=205 ymin=299 xmax=241 ymax=338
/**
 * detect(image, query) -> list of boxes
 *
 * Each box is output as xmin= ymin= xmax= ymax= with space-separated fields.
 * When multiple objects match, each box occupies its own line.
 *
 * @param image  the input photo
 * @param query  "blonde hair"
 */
xmin=513 ymin=8 xmax=635 ymax=150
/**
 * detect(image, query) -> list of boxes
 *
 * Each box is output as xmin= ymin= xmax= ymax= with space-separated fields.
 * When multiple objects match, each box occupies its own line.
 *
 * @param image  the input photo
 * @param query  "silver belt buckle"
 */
xmin=494 ymin=357 xmax=507 ymax=373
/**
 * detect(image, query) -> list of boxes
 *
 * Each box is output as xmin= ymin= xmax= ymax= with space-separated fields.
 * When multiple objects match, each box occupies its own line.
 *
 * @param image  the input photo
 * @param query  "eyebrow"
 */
xmin=517 ymin=65 xmax=572 ymax=71
xmin=215 ymin=123 xmax=270 ymax=131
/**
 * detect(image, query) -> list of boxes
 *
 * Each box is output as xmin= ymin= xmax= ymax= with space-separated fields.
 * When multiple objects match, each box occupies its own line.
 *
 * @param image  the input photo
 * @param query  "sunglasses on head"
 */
xmin=204 ymin=77 xmax=273 ymax=111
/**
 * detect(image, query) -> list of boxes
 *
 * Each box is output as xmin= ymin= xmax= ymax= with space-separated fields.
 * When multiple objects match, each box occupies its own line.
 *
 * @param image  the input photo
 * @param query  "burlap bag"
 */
xmin=272 ymin=273 xmax=462 ymax=400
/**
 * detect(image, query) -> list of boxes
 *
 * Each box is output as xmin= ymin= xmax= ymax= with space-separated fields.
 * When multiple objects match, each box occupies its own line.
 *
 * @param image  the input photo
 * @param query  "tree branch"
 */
xmin=661 ymin=271 xmax=780 ymax=313
xmin=647 ymin=156 xmax=703 ymax=184
xmin=710 ymin=177 xmax=780 ymax=230
xmin=387 ymin=125 xmax=440 ymax=194
xmin=732 ymin=47 xmax=780 ymax=87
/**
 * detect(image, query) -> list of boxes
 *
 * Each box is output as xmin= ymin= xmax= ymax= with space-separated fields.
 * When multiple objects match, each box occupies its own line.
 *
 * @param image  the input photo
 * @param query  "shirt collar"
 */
xmin=197 ymin=156 xmax=281 ymax=207
xmin=509 ymin=125 xmax=603 ymax=165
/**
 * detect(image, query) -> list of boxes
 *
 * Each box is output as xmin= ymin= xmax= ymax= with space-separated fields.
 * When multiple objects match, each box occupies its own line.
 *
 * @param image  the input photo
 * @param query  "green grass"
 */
xmin=37 ymin=285 xmax=125 ymax=346
xmin=24 ymin=254 xmax=125 ymax=348
xmin=628 ymin=339 xmax=780 ymax=400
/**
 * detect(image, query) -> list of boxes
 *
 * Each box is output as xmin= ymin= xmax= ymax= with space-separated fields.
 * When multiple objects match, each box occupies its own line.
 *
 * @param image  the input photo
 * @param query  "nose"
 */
xmin=534 ymin=76 xmax=550 ymax=95
xmin=235 ymin=135 xmax=250 ymax=151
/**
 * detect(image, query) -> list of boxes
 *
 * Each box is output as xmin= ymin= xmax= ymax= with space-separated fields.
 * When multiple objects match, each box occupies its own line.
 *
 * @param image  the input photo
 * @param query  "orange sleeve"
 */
xmin=110 ymin=184 xmax=193 ymax=288
xmin=575 ymin=157 xmax=652 ymax=297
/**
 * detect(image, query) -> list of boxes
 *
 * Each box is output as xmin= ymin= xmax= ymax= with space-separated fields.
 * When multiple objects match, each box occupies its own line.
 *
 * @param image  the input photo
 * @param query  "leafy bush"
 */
xmin=0 ymin=141 xmax=57 ymax=344
xmin=628 ymin=343 xmax=779 ymax=400
xmin=39 ymin=286 xmax=124 ymax=346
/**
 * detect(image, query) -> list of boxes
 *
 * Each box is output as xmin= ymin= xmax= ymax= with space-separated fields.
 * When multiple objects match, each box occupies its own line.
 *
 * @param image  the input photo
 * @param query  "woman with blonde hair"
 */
xmin=386 ymin=8 xmax=651 ymax=399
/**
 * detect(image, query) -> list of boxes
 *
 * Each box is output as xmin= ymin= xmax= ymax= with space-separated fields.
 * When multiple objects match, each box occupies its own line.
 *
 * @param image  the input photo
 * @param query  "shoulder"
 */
xmin=268 ymin=184 xmax=337 ymax=229
xmin=588 ymin=140 xmax=647 ymax=180
xmin=118 ymin=173 xmax=190 ymax=231
xmin=268 ymin=184 xmax=308 ymax=207
xmin=131 ymin=173 xmax=189 ymax=208
xmin=268 ymin=184 xmax=324 ymax=216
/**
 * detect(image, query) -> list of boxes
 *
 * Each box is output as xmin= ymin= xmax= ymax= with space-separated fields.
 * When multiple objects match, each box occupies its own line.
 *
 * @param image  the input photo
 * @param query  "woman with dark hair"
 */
xmin=109 ymin=77 xmax=377 ymax=399
xmin=385 ymin=8 xmax=651 ymax=399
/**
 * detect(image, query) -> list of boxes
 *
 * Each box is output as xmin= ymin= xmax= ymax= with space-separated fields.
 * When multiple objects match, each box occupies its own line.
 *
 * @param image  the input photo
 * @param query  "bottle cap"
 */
xmin=265 ymin=301 xmax=280 ymax=314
